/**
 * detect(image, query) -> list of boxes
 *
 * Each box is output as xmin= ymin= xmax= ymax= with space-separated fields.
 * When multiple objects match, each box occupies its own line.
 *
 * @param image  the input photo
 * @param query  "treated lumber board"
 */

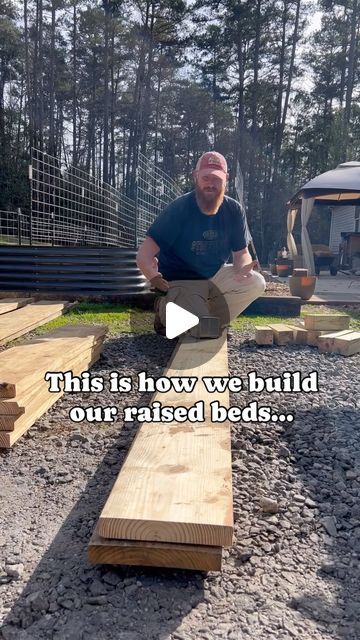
xmin=306 ymin=330 xmax=328 ymax=346
xmin=303 ymin=314 xmax=350 ymax=331
xmin=0 ymin=301 xmax=76 ymax=345
xmin=88 ymin=532 xmax=222 ymax=572
xmin=0 ymin=324 xmax=107 ymax=398
xmin=0 ymin=298 xmax=34 ymax=315
xmin=0 ymin=347 xmax=102 ymax=447
xmin=268 ymin=324 xmax=294 ymax=346
xmin=0 ymin=336 xmax=104 ymax=414
xmin=255 ymin=326 xmax=273 ymax=345
xmin=0 ymin=342 xmax=103 ymax=431
xmin=96 ymin=330 xmax=233 ymax=548
xmin=318 ymin=330 xmax=360 ymax=356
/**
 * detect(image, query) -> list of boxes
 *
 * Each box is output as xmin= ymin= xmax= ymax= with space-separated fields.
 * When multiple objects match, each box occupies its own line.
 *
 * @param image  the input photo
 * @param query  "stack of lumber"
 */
xmin=89 ymin=330 xmax=233 ymax=572
xmin=0 ymin=323 xmax=107 ymax=448
xmin=0 ymin=300 xmax=77 ymax=345
xmin=0 ymin=298 xmax=34 ymax=315
xmin=255 ymin=314 xmax=360 ymax=356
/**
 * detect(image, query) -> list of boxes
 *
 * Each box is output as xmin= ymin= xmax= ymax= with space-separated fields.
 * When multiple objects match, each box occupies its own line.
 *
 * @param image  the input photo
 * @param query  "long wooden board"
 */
xmin=0 ymin=345 xmax=102 ymax=447
xmin=0 ymin=324 xmax=107 ymax=399
xmin=96 ymin=330 xmax=233 ymax=548
xmin=0 ymin=301 xmax=76 ymax=345
xmin=0 ymin=298 xmax=34 ymax=315
xmin=88 ymin=532 xmax=222 ymax=571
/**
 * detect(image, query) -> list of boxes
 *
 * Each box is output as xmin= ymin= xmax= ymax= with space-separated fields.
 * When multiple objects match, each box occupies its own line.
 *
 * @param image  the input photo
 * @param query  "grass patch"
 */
xmin=29 ymin=300 xmax=360 ymax=337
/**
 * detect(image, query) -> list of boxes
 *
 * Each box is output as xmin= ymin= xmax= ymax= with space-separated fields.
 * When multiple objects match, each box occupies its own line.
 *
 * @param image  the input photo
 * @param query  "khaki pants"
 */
xmin=158 ymin=264 xmax=266 ymax=335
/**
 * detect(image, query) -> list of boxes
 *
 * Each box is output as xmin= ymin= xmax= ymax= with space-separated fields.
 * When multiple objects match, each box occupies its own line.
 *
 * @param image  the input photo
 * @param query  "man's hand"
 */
xmin=150 ymin=273 xmax=170 ymax=292
xmin=233 ymin=260 xmax=258 ymax=281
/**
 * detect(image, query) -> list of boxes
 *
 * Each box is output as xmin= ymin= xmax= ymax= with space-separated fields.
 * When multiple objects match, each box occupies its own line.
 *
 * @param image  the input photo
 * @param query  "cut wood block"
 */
xmin=96 ymin=331 xmax=233 ymax=548
xmin=268 ymin=324 xmax=294 ymax=346
xmin=88 ymin=532 xmax=222 ymax=572
xmin=0 ymin=301 xmax=76 ymax=345
xmin=303 ymin=314 xmax=350 ymax=331
xmin=318 ymin=330 xmax=360 ymax=356
xmin=286 ymin=324 xmax=308 ymax=345
xmin=0 ymin=401 xmax=26 ymax=417
xmin=317 ymin=329 xmax=354 ymax=352
xmin=306 ymin=330 xmax=328 ymax=347
xmin=0 ymin=324 xmax=107 ymax=399
xmin=0 ymin=298 xmax=34 ymax=315
xmin=255 ymin=326 xmax=273 ymax=345
xmin=0 ymin=346 xmax=102 ymax=447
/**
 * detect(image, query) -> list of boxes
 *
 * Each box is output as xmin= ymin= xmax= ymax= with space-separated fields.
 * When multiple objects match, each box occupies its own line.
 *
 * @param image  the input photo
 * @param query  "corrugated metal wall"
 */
xmin=329 ymin=206 xmax=355 ymax=253
xmin=0 ymin=247 xmax=149 ymax=295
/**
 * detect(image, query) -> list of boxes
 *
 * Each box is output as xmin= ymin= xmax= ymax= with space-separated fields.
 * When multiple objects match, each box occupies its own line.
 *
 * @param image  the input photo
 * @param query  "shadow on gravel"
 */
xmin=1 ymin=333 xmax=205 ymax=640
xmin=281 ymin=405 xmax=360 ymax=640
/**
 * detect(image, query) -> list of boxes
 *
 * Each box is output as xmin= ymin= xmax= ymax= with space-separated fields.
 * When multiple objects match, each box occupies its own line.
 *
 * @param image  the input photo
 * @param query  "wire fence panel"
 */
xmin=30 ymin=148 xmax=136 ymax=247
xmin=136 ymin=152 xmax=182 ymax=244
xmin=1 ymin=149 xmax=181 ymax=249
xmin=0 ymin=210 xmax=30 ymax=245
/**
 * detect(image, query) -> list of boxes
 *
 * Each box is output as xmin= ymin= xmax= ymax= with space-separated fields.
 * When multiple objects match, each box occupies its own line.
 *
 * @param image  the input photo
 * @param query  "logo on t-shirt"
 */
xmin=203 ymin=229 xmax=218 ymax=240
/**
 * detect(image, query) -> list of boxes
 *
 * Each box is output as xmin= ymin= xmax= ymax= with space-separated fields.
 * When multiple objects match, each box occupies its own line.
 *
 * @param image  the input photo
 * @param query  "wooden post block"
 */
xmin=255 ymin=326 xmax=273 ymax=345
xmin=303 ymin=314 xmax=350 ymax=331
xmin=333 ymin=331 xmax=360 ymax=356
xmin=88 ymin=532 xmax=222 ymax=572
xmin=268 ymin=324 xmax=294 ymax=346
xmin=286 ymin=325 xmax=308 ymax=345
xmin=317 ymin=329 xmax=355 ymax=353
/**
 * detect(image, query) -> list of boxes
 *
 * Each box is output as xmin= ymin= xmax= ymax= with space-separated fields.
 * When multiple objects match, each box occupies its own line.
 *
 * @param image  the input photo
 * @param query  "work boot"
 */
xmin=153 ymin=296 xmax=166 ymax=336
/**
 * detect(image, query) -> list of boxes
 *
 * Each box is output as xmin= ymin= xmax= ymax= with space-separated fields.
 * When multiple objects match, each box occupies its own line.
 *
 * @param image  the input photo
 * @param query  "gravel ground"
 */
xmin=0 ymin=330 xmax=360 ymax=640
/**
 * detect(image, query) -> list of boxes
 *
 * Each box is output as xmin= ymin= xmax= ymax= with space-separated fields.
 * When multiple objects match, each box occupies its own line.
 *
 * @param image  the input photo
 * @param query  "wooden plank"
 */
xmin=255 ymin=326 xmax=273 ymax=345
xmin=96 ymin=331 xmax=233 ymax=548
xmin=0 ymin=298 xmax=34 ymax=315
xmin=303 ymin=314 xmax=350 ymax=331
xmin=318 ymin=330 xmax=360 ymax=356
xmin=0 ymin=324 xmax=107 ymax=398
xmin=268 ymin=324 xmax=294 ymax=346
xmin=0 ymin=346 xmax=102 ymax=447
xmin=88 ymin=532 xmax=222 ymax=571
xmin=0 ymin=336 xmax=104 ymax=415
xmin=0 ymin=342 xmax=103 ymax=430
xmin=0 ymin=301 xmax=76 ymax=345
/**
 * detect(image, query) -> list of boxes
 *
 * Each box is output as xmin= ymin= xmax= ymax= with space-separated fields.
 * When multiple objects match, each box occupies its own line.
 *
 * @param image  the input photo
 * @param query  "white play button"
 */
xmin=166 ymin=302 xmax=199 ymax=340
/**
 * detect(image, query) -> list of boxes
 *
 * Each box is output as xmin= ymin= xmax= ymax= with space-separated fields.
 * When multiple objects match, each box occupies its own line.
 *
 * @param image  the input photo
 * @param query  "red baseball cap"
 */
xmin=195 ymin=151 xmax=228 ymax=180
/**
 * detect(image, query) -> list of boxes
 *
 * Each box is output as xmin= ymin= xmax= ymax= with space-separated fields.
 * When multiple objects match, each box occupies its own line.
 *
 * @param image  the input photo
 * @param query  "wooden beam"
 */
xmin=0 ymin=298 xmax=34 ymax=315
xmin=96 ymin=331 xmax=233 ymax=548
xmin=88 ymin=532 xmax=222 ymax=572
xmin=286 ymin=324 xmax=308 ymax=345
xmin=303 ymin=314 xmax=350 ymax=331
xmin=0 ymin=301 xmax=77 ymax=345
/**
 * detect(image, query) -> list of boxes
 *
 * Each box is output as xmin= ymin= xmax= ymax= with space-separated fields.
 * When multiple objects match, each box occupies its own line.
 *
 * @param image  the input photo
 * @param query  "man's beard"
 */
xmin=195 ymin=183 xmax=225 ymax=214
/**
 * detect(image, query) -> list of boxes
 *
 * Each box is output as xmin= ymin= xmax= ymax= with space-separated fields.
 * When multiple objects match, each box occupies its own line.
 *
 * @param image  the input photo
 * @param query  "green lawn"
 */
xmin=31 ymin=301 xmax=360 ymax=337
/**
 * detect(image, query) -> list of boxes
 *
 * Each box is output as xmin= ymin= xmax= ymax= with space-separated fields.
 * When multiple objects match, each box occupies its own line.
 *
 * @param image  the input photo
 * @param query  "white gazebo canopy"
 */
xmin=287 ymin=161 xmax=360 ymax=274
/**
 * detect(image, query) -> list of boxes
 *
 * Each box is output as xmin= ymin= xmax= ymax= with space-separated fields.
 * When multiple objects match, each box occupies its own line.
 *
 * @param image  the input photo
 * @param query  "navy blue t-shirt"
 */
xmin=146 ymin=190 xmax=252 ymax=280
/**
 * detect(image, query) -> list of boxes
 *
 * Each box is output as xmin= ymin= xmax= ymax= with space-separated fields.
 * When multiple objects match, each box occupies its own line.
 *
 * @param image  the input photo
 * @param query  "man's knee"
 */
xmin=249 ymin=270 xmax=266 ymax=293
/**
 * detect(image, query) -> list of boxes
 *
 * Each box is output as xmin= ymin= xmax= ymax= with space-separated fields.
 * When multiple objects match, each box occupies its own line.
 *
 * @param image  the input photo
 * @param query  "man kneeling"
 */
xmin=136 ymin=151 xmax=266 ymax=337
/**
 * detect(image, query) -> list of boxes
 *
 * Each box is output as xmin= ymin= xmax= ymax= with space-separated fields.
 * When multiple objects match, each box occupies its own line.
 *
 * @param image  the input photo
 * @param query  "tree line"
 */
xmin=1 ymin=0 xmax=360 ymax=260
